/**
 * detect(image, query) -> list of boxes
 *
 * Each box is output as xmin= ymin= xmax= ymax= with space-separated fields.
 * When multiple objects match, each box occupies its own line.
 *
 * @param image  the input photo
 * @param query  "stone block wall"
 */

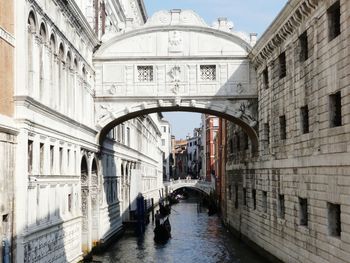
xmin=224 ymin=0 xmax=350 ymax=262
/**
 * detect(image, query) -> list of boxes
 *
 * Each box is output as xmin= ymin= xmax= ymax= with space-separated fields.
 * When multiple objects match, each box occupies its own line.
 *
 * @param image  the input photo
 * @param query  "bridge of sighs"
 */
xmin=93 ymin=9 xmax=259 ymax=150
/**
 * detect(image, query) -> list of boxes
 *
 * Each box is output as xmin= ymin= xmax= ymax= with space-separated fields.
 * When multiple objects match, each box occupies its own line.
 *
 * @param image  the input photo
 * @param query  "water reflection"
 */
xmin=93 ymin=198 xmax=269 ymax=263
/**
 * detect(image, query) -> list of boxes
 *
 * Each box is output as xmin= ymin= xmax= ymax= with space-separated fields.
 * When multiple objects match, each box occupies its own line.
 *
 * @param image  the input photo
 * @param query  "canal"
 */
xmin=92 ymin=197 xmax=269 ymax=263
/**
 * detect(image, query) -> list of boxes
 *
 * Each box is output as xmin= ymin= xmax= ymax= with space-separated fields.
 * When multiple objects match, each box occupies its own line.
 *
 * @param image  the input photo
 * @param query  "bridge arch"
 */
xmin=164 ymin=178 xmax=215 ymax=195
xmin=93 ymin=9 xmax=259 ymax=151
xmin=96 ymin=100 xmax=258 ymax=151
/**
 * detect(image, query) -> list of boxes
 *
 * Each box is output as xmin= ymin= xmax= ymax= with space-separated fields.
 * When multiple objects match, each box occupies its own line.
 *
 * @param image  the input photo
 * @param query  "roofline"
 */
xmin=95 ymin=25 xmax=252 ymax=56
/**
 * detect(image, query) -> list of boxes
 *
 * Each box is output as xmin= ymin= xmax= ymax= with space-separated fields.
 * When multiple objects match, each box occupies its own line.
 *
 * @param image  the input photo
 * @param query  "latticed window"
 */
xmin=137 ymin=66 xmax=153 ymax=82
xmin=200 ymin=65 xmax=216 ymax=81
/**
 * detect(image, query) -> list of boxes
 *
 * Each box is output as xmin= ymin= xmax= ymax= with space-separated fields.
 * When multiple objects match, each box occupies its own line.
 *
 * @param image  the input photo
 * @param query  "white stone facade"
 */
xmin=11 ymin=0 xmax=164 ymax=262
xmin=159 ymin=119 xmax=172 ymax=181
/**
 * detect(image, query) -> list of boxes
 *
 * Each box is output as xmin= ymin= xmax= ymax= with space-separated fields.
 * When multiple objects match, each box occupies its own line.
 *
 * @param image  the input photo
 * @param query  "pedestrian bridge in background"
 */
xmin=93 ymin=9 xmax=259 ymax=151
xmin=164 ymin=178 xmax=215 ymax=195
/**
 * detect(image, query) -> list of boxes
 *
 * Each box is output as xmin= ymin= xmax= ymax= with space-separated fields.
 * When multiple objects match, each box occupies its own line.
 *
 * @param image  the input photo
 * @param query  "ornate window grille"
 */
xmin=200 ymin=65 xmax=216 ymax=81
xmin=137 ymin=66 xmax=153 ymax=82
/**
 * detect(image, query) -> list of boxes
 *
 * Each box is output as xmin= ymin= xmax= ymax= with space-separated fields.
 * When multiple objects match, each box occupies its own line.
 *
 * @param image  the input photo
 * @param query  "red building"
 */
xmin=203 ymin=114 xmax=219 ymax=182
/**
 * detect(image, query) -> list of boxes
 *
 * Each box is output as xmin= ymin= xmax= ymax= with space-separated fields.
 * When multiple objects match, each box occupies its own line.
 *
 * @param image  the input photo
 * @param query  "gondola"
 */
xmin=154 ymin=217 xmax=171 ymax=243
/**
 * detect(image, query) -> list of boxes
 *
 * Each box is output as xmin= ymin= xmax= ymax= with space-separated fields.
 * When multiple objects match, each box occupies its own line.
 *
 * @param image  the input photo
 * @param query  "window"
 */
xmin=328 ymin=1 xmax=341 ymax=41
xmin=137 ymin=66 xmax=153 ymax=82
xmin=40 ymin=143 xmax=44 ymax=174
xmin=2 ymin=214 xmax=9 ymax=223
xmin=121 ymin=124 xmax=125 ymax=144
xmin=126 ymin=127 xmax=130 ymax=146
xmin=252 ymin=189 xmax=256 ymax=210
xmin=235 ymin=133 xmax=240 ymax=152
xmin=280 ymin=115 xmax=287 ymax=140
xmin=235 ymin=184 xmax=239 ymax=209
xmin=59 ymin=147 xmax=63 ymax=174
xmin=328 ymin=202 xmax=341 ymax=237
xmin=200 ymin=65 xmax=216 ymax=81
xmin=162 ymin=139 xmax=165 ymax=146
xmin=228 ymin=185 xmax=232 ymax=200
xmin=163 ymin=126 xmax=166 ymax=133
xmin=262 ymin=191 xmax=267 ymax=213
xmin=299 ymin=197 xmax=308 ymax=226
xmin=263 ymin=67 xmax=269 ymax=89
xmin=243 ymin=133 xmax=249 ymax=150
xmin=279 ymin=52 xmax=286 ymax=79
xmin=264 ymin=123 xmax=270 ymax=144
xmin=278 ymin=194 xmax=285 ymax=219
xmin=299 ymin=31 xmax=308 ymax=62
xmin=329 ymin=91 xmax=342 ymax=127
xmin=229 ymin=139 xmax=233 ymax=154
xmin=300 ymin=106 xmax=309 ymax=134
xmin=68 ymin=194 xmax=72 ymax=212
xmin=243 ymin=188 xmax=247 ymax=206
xmin=28 ymin=140 xmax=33 ymax=174
xmin=50 ymin=145 xmax=54 ymax=175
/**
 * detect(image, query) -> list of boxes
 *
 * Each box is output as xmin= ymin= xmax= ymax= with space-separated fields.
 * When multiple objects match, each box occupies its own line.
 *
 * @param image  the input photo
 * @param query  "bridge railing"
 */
xmin=163 ymin=178 xmax=215 ymax=194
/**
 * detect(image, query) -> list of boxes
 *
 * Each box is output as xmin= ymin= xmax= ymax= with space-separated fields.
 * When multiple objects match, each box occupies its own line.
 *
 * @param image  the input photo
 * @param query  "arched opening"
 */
xmin=58 ymin=43 xmax=65 ymax=110
xmin=80 ymin=155 xmax=89 ymax=253
xmin=97 ymin=106 xmax=258 ymax=154
xmin=39 ymin=23 xmax=47 ymax=101
xmin=49 ymin=34 xmax=56 ymax=107
xmin=27 ymin=11 xmax=36 ymax=94
xmin=66 ymin=51 xmax=73 ymax=115
xmin=91 ymin=158 xmax=99 ymax=245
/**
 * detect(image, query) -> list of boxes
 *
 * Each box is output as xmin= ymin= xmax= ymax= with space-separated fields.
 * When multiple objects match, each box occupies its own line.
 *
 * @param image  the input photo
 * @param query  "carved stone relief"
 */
xmin=168 ymin=31 xmax=183 ymax=53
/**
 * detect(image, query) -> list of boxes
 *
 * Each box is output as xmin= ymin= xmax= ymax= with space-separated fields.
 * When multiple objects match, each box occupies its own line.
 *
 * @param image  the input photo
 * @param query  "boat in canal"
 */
xmin=154 ymin=216 xmax=171 ymax=243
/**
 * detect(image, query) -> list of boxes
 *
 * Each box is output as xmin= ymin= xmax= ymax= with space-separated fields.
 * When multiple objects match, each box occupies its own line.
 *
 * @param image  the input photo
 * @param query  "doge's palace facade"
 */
xmin=11 ymin=0 xmax=164 ymax=262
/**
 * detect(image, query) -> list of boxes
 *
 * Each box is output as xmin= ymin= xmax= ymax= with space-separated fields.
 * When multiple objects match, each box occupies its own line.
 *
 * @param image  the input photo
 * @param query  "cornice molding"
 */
xmin=250 ymin=0 xmax=319 ymax=67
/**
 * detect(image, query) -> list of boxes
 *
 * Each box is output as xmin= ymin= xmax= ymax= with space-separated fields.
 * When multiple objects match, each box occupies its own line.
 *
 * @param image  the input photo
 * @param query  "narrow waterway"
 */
xmin=92 ymin=198 xmax=269 ymax=263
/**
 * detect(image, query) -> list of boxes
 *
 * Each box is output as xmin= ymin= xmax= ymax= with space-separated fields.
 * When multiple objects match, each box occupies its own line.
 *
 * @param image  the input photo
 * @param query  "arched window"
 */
xmin=27 ymin=12 xmax=36 ymax=94
xmin=39 ymin=23 xmax=47 ymax=101
xmin=49 ymin=34 xmax=56 ymax=107
xmin=58 ymin=43 xmax=65 ymax=110
xmin=66 ymin=52 xmax=72 ymax=115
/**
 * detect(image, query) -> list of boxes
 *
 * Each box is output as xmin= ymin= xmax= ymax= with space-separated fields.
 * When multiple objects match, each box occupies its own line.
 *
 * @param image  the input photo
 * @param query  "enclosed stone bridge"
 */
xmin=93 ymin=9 xmax=259 ymax=150
xmin=164 ymin=178 xmax=215 ymax=195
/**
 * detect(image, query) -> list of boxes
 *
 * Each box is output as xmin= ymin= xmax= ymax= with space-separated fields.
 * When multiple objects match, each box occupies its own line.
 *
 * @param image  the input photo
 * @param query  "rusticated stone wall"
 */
xmin=224 ymin=0 xmax=350 ymax=262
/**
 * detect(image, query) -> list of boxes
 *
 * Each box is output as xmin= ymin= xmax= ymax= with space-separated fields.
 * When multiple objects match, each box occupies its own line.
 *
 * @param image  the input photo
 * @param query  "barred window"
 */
xmin=299 ymin=31 xmax=308 ymax=62
xmin=200 ymin=65 xmax=216 ymax=81
xmin=300 ymin=106 xmax=309 ymax=134
xmin=137 ymin=66 xmax=153 ymax=82
xmin=329 ymin=91 xmax=342 ymax=127
xmin=328 ymin=1 xmax=341 ymax=41
xmin=279 ymin=52 xmax=286 ymax=79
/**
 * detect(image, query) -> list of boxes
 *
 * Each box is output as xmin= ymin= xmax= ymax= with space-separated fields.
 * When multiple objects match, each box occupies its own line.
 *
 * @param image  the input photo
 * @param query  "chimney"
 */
xmin=250 ymin=33 xmax=258 ymax=46
xmin=170 ymin=9 xmax=181 ymax=25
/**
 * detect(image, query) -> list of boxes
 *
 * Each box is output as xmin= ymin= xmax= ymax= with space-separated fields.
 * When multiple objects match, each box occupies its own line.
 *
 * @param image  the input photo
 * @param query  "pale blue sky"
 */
xmin=144 ymin=0 xmax=288 ymax=139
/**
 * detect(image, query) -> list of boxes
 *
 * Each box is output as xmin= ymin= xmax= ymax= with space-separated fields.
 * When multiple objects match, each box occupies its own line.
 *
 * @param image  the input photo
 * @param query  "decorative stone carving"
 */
xmin=174 ymin=97 xmax=181 ymax=106
xmin=239 ymin=100 xmax=257 ymax=126
xmin=236 ymin=83 xmax=243 ymax=94
xmin=158 ymin=99 xmax=164 ymax=107
xmin=109 ymin=85 xmax=117 ymax=95
xmin=98 ymin=104 xmax=115 ymax=121
xmin=168 ymin=31 xmax=183 ymax=53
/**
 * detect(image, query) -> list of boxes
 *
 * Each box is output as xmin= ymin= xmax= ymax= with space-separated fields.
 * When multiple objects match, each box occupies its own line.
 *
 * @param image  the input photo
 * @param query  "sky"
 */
xmin=144 ymin=0 xmax=288 ymax=140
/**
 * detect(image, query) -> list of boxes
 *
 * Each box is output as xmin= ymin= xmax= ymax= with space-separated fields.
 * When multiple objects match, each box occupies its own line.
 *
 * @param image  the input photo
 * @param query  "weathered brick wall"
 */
xmin=224 ymin=0 xmax=350 ymax=262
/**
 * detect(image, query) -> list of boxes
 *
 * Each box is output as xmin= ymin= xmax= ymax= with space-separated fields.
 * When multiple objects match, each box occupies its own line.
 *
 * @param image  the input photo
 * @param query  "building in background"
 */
xmin=159 ymin=117 xmax=172 ymax=181
xmin=213 ymin=118 xmax=226 ymax=212
xmin=0 ymin=2 xmax=16 ymax=262
xmin=174 ymin=139 xmax=188 ymax=179
xmin=186 ymin=128 xmax=202 ymax=179
xmin=202 ymin=114 xmax=219 ymax=182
